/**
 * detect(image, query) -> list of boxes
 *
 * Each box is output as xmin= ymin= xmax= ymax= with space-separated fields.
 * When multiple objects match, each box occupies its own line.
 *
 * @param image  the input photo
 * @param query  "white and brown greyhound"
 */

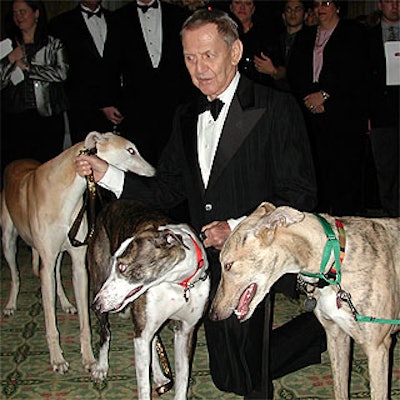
xmin=1 ymin=131 xmax=155 ymax=374
xmin=210 ymin=202 xmax=400 ymax=400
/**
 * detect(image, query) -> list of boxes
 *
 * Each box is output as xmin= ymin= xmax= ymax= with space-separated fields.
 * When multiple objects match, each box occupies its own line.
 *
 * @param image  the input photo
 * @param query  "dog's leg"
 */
xmin=325 ymin=321 xmax=351 ymax=399
xmin=172 ymin=322 xmax=195 ymax=400
xmin=363 ymin=334 xmax=391 ymax=400
xmin=1 ymin=208 xmax=20 ymax=316
xmin=134 ymin=334 xmax=154 ymax=400
xmin=91 ymin=312 xmax=111 ymax=382
xmin=40 ymin=252 xmax=70 ymax=373
xmin=55 ymin=254 xmax=77 ymax=315
xmin=69 ymin=247 xmax=96 ymax=372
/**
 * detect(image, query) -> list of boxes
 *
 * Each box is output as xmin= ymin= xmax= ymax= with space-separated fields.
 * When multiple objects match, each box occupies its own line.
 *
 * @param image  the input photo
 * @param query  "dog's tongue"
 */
xmin=235 ymin=283 xmax=257 ymax=320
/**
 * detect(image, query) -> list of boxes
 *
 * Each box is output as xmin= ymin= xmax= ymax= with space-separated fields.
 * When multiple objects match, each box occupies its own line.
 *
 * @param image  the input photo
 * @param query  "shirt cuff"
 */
xmin=98 ymin=165 xmax=124 ymax=198
xmin=227 ymin=216 xmax=247 ymax=231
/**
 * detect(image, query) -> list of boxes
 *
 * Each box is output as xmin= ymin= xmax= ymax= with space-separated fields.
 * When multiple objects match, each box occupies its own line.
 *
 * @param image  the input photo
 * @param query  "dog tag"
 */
xmin=184 ymin=288 xmax=190 ymax=302
xmin=304 ymin=296 xmax=317 ymax=312
xmin=336 ymin=291 xmax=343 ymax=309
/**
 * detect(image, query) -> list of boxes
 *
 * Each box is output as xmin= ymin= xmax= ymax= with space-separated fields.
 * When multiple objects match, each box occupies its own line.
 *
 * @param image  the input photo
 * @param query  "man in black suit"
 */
xmin=76 ymin=9 xmax=326 ymax=399
xmin=367 ymin=0 xmax=399 ymax=217
xmin=99 ymin=0 xmax=193 ymax=166
xmin=49 ymin=0 xmax=113 ymax=144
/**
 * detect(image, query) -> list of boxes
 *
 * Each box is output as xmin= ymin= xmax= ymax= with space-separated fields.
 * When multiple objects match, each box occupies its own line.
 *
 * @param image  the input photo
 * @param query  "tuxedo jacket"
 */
xmin=100 ymin=1 xmax=193 ymax=164
xmin=367 ymin=24 xmax=400 ymax=129
xmin=121 ymin=75 xmax=317 ymax=233
xmin=48 ymin=6 xmax=112 ymax=110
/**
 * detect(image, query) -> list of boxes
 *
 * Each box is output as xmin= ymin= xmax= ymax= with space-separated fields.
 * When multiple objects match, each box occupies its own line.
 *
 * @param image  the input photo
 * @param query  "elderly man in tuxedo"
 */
xmin=49 ymin=0 xmax=113 ymax=143
xmin=76 ymin=9 xmax=326 ymax=399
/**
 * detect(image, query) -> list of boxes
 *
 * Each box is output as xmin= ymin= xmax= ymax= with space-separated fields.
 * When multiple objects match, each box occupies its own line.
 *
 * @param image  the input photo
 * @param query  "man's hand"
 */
xmin=101 ymin=106 xmax=124 ymax=126
xmin=200 ymin=221 xmax=231 ymax=251
xmin=75 ymin=154 xmax=109 ymax=182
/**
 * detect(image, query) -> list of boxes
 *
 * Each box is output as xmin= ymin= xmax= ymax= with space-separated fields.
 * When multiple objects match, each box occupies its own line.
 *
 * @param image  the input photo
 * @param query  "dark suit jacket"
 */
xmin=100 ymin=1 xmax=193 ymax=164
xmin=48 ymin=6 xmax=112 ymax=110
xmin=288 ymin=19 xmax=369 ymax=137
xmin=367 ymin=24 xmax=400 ymax=129
xmin=121 ymin=75 xmax=317 ymax=232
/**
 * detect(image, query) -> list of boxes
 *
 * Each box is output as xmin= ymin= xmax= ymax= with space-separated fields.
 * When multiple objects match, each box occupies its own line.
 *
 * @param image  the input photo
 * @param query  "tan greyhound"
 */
xmin=210 ymin=202 xmax=400 ymax=400
xmin=1 ymin=131 xmax=155 ymax=374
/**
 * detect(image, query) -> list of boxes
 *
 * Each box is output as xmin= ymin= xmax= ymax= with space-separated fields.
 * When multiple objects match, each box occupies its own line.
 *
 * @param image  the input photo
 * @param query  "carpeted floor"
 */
xmin=1 ymin=241 xmax=399 ymax=399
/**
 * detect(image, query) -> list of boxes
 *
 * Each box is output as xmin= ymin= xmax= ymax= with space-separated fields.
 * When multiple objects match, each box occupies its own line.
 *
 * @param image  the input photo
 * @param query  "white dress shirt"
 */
xmin=81 ymin=5 xmax=107 ymax=57
xmin=137 ymin=0 xmax=162 ymax=68
xmin=197 ymin=72 xmax=239 ymax=188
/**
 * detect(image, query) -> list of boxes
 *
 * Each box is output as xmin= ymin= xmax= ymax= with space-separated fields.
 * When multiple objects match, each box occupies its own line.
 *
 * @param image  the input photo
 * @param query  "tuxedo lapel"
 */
xmin=75 ymin=7 xmax=103 ymax=60
xmin=207 ymin=80 xmax=265 ymax=190
xmin=181 ymin=103 xmax=206 ymax=195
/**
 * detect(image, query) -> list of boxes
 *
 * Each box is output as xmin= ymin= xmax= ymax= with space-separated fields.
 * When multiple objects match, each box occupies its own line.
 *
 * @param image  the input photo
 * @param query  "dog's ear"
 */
xmin=84 ymin=131 xmax=104 ymax=149
xmin=258 ymin=202 xmax=276 ymax=214
xmin=258 ymin=206 xmax=304 ymax=230
xmin=154 ymin=229 xmax=187 ymax=249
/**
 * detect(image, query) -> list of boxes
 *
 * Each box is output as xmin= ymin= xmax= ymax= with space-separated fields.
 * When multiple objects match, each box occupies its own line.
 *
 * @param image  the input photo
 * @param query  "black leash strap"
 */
xmin=68 ymin=148 xmax=97 ymax=247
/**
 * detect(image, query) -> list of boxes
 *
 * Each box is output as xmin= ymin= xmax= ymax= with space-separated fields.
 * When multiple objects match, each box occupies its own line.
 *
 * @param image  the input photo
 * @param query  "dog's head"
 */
xmin=209 ymin=202 xmax=305 ymax=322
xmin=84 ymin=131 xmax=155 ymax=177
xmin=92 ymin=223 xmax=207 ymax=313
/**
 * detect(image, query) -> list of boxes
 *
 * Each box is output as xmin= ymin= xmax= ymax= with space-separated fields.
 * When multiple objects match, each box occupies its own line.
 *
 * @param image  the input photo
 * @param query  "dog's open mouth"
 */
xmin=110 ymin=285 xmax=143 ymax=312
xmin=234 ymin=283 xmax=257 ymax=320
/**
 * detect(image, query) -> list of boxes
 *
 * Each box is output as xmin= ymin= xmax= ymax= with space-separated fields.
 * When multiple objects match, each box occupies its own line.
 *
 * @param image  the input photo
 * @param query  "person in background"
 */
xmin=0 ymin=0 xmax=68 ymax=171
xmin=228 ymin=0 xmax=279 ymax=87
xmin=75 ymin=9 xmax=326 ymax=399
xmin=304 ymin=3 xmax=319 ymax=26
xmin=288 ymin=0 xmax=369 ymax=216
xmin=367 ymin=0 xmax=399 ymax=216
xmin=254 ymin=0 xmax=308 ymax=91
xmin=99 ymin=0 xmax=193 ymax=167
xmin=48 ymin=0 xmax=113 ymax=144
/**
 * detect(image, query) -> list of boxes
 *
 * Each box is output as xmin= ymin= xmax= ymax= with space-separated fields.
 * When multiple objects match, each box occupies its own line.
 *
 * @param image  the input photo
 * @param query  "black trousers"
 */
xmin=204 ymin=250 xmax=326 ymax=399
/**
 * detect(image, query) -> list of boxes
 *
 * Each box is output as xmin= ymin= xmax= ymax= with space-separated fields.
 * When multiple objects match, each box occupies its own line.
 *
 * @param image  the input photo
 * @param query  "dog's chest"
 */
xmin=142 ymin=282 xmax=209 ymax=323
xmin=315 ymin=287 xmax=359 ymax=335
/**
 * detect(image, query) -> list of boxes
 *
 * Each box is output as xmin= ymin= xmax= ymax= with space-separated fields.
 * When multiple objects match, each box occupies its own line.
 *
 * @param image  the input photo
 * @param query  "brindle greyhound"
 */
xmin=89 ymin=199 xmax=210 ymax=400
xmin=210 ymin=202 xmax=400 ymax=400
xmin=1 ymin=132 xmax=155 ymax=374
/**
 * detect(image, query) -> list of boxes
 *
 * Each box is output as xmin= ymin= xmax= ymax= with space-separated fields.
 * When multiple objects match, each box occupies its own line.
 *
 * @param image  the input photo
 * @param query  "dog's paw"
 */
xmin=82 ymin=356 xmax=97 ymax=373
xmin=52 ymin=358 xmax=69 ymax=374
xmin=60 ymin=303 xmax=77 ymax=315
xmin=91 ymin=366 xmax=108 ymax=382
xmin=3 ymin=307 xmax=16 ymax=317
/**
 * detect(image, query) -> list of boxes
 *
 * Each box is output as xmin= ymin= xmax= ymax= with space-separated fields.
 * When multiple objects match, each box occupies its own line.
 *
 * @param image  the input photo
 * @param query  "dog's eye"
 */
xmin=118 ymin=263 xmax=127 ymax=273
xmin=224 ymin=262 xmax=233 ymax=271
xmin=127 ymin=147 xmax=136 ymax=156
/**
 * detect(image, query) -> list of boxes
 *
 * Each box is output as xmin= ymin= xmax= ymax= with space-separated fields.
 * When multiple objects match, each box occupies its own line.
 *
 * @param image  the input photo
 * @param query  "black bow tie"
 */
xmin=81 ymin=8 xmax=102 ymax=19
xmin=137 ymin=1 xmax=159 ymax=13
xmin=198 ymin=97 xmax=225 ymax=121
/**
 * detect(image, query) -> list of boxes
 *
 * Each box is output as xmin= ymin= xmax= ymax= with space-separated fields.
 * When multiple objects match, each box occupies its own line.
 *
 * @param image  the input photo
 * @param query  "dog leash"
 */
xmin=68 ymin=147 xmax=97 ymax=247
xmin=299 ymin=214 xmax=400 ymax=325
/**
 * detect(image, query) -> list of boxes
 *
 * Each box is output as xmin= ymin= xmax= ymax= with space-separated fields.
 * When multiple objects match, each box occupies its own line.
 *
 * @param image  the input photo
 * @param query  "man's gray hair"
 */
xmin=181 ymin=8 xmax=239 ymax=47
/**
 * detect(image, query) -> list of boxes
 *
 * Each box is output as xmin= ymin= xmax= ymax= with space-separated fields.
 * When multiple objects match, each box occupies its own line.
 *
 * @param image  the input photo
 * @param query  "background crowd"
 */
xmin=1 ymin=0 xmax=398 ymax=217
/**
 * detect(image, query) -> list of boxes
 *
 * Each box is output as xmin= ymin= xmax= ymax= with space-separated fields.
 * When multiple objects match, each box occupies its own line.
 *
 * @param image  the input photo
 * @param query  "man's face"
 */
xmin=379 ymin=0 xmax=400 ymax=23
xmin=182 ymin=23 xmax=242 ymax=100
xmin=283 ymin=1 xmax=305 ymax=28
